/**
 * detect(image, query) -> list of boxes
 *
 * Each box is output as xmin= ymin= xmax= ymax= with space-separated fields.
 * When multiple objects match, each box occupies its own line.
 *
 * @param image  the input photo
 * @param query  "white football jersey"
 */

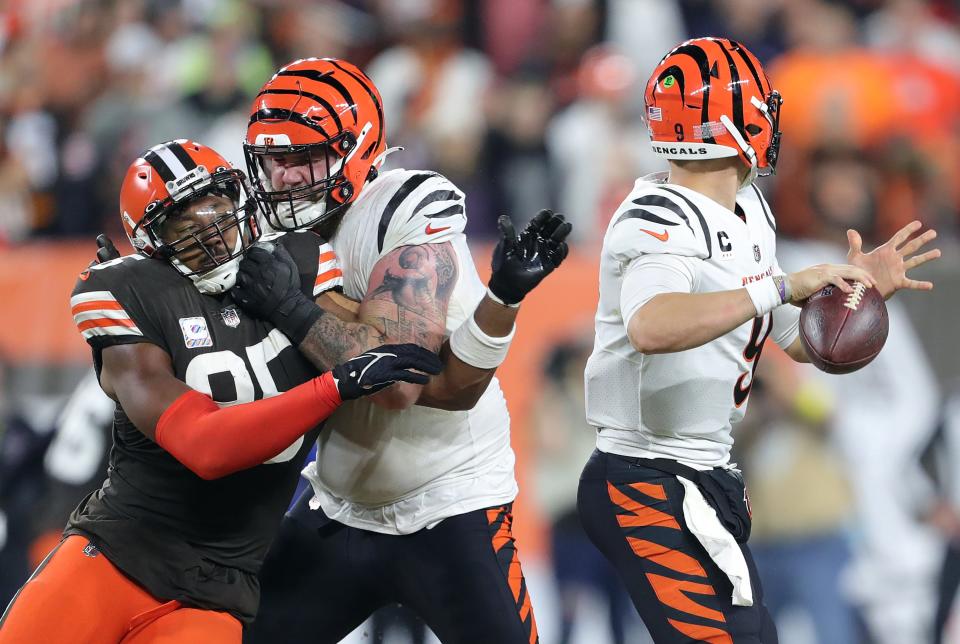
xmin=301 ymin=169 xmax=517 ymax=534
xmin=584 ymin=174 xmax=800 ymax=467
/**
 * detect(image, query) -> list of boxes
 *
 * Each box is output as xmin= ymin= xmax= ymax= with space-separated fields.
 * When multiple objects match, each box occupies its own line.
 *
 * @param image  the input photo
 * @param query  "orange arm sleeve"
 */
xmin=155 ymin=371 xmax=341 ymax=480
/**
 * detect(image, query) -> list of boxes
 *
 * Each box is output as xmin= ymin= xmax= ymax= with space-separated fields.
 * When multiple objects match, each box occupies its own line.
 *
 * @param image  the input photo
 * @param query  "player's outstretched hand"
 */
xmin=488 ymin=209 xmax=572 ymax=305
xmin=232 ymin=241 xmax=303 ymax=320
xmin=847 ymin=221 xmax=940 ymax=299
xmin=331 ymin=344 xmax=443 ymax=400
xmin=89 ymin=234 xmax=121 ymax=267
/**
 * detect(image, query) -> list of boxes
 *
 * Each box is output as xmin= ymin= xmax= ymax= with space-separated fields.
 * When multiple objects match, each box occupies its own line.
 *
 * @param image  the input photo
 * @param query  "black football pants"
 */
xmin=245 ymin=489 xmax=538 ymax=644
xmin=577 ymin=449 xmax=778 ymax=643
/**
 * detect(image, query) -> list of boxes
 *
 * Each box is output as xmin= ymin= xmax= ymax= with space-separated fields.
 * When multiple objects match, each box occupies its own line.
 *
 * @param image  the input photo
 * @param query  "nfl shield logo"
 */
xmin=753 ymin=244 xmax=761 ymax=263
xmin=220 ymin=307 xmax=241 ymax=328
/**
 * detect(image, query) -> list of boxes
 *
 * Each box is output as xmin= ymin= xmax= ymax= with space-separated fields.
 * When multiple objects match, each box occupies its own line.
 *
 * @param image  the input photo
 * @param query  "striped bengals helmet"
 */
xmin=644 ymin=37 xmax=782 ymax=186
xmin=119 ymin=139 xmax=260 ymax=294
xmin=244 ymin=57 xmax=386 ymax=231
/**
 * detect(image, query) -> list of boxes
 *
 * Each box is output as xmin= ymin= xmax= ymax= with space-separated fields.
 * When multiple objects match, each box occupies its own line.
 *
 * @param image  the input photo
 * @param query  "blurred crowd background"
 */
xmin=1 ymin=0 xmax=960 ymax=643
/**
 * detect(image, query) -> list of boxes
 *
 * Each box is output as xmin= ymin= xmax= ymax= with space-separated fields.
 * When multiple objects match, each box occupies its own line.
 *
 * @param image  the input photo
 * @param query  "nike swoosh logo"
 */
xmin=639 ymin=228 xmax=669 ymax=242
xmin=425 ymin=223 xmax=451 ymax=235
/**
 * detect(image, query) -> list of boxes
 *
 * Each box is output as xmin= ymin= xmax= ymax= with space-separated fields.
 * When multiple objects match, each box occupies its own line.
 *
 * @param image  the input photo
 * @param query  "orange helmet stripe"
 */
xmin=729 ymin=40 xmax=767 ymax=96
xmin=324 ymin=58 xmax=385 ymax=160
xmin=706 ymin=38 xmax=746 ymax=137
xmin=275 ymin=68 xmax=358 ymax=121
xmin=255 ymin=88 xmax=344 ymax=133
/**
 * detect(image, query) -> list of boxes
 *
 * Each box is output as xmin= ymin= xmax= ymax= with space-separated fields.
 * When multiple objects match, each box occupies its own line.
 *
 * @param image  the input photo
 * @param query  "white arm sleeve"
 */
xmin=770 ymin=257 xmax=800 ymax=349
xmin=620 ymin=253 xmax=700 ymax=333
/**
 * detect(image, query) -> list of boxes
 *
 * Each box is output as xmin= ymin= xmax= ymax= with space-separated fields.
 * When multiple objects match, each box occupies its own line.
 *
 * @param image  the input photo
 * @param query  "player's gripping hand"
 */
xmin=233 ymin=242 xmax=301 ymax=317
xmin=487 ymin=209 xmax=572 ymax=305
xmin=786 ymin=263 xmax=877 ymax=304
xmin=331 ymin=344 xmax=443 ymax=400
xmin=231 ymin=241 xmax=320 ymax=344
xmin=89 ymin=233 xmax=121 ymax=266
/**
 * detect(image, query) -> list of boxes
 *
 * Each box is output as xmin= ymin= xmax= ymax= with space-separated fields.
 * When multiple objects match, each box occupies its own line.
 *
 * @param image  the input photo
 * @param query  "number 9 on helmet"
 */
xmin=644 ymin=37 xmax=782 ymax=188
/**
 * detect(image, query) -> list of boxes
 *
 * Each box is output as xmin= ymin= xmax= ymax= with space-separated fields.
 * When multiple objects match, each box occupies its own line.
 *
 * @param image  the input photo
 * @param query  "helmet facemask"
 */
xmin=758 ymin=90 xmax=783 ymax=173
xmin=244 ymin=124 xmax=371 ymax=232
xmin=133 ymin=167 xmax=261 ymax=294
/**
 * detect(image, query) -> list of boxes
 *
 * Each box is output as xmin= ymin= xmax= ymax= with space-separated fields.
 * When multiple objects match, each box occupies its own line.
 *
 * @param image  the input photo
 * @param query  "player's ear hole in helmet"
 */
xmin=119 ymin=139 xmax=261 ymax=294
xmin=244 ymin=57 xmax=387 ymax=232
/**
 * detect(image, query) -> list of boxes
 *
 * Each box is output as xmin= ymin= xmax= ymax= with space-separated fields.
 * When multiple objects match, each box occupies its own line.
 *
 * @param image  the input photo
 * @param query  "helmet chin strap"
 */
xmin=170 ymin=227 xmax=247 ymax=294
xmin=269 ymin=199 xmax=327 ymax=233
xmin=262 ymin=124 xmax=373 ymax=232
xmin=189 ymin=257 xmax=242 ymax=294
xmin=719 ymin=114 xmax=759 ymax=189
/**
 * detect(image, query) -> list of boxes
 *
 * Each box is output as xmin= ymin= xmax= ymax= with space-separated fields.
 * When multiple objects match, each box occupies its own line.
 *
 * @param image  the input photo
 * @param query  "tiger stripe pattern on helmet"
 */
xmin=245 ymin=58 xmax=387 ymax=231
xmin=644 ymin=37 xmax=782 ymax=183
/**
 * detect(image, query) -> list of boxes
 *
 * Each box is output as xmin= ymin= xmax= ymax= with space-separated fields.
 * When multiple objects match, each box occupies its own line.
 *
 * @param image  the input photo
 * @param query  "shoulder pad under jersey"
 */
xmin=372 ymin=170 xmax=467 ymax=255
xmin=70 ymin=254 xmax=166 ymax=350
xmin=606 ymin=179 xmax=713 ymax=263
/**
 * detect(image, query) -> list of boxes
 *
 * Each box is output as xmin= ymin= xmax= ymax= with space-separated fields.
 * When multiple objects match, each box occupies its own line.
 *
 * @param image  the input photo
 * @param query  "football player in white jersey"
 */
xmin=578 ymin=37 xmax=941 ymax=643
xmin=228 ymin=58 xmax=569 ymax=643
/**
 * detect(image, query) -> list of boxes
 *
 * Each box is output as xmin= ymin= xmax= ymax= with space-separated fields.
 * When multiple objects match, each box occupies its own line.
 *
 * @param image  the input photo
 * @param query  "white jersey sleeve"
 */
xmin=607 ymin=184 xmax=713 ymax=264
xmin=620 ymin=254 xmax=700 ymax=331
xmin=377 ymin=171 xmax=467 ymax=255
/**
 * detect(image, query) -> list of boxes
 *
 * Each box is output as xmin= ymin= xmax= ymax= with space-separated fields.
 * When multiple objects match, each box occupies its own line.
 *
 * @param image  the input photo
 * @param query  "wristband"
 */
xmin=449 ymin=315 xmax=516 ymax=369
xmin=271 ymin=295 xmax=324 ymax=346
xmin=744 ymin=275 xmax=786 ymax=317
xmin=772 ymin=274 xmax=791 ymax=304
xmin=486 ymin=287 xmax=520 ymax=309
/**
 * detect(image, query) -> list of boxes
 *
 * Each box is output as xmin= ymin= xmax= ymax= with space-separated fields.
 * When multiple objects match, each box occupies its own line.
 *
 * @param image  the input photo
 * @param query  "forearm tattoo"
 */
xmin=299 ymin=313 xmax=383 ymax=372
xmin=298 ymin=242 xmax=458 ymax=369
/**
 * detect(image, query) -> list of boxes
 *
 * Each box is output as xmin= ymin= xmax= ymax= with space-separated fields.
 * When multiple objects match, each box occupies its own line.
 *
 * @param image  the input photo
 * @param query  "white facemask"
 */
xmin=169 ymin=223 xmax=248 ymax=294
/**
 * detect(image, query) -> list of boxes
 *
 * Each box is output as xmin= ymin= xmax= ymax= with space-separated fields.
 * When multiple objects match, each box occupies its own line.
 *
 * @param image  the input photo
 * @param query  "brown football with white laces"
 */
xmin=799 ymin=282 xmax=889 ymax=374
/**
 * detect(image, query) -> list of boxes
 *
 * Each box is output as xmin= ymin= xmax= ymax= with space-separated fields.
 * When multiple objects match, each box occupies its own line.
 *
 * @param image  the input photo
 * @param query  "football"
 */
xmin=799 ymin=282 xmax=889 ymax=374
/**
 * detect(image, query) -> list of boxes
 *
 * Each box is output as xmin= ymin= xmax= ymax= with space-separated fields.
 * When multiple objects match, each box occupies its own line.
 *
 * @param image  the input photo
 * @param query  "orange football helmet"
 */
xmin=119 ymin=139 xmax=260 ymax=293
xmin=644 ymin=37 xmax=782 ymax=186
xmin=244 ymin=57 xmax=387 ymax=231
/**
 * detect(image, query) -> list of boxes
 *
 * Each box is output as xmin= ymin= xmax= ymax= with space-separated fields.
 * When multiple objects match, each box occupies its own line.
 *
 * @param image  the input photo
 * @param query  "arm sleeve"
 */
xmin=620 ymin=254 xmax=700 ymax=332
xmin=155 ymin=371 xmax=342 ymax=480
xmin=770 ymin=257 xmax=800 ymax=349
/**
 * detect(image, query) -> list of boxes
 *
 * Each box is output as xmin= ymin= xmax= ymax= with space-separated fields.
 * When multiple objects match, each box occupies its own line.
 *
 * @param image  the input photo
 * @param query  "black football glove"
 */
xmin=231 ymin=242 xmax=323 ymax=345
xmin=487 ymin=209 xmax=572 ymax=305
xmin=331 ymin=344 xmax=443 ymax=400
xmin=89 ymin=234 xmax=121 ymax=267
